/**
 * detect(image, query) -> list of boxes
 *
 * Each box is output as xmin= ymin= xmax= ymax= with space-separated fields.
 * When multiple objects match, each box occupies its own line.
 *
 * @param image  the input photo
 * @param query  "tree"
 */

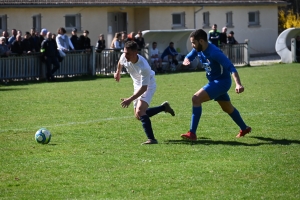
xmin=278 ymin=9 xmax=300 ymax=33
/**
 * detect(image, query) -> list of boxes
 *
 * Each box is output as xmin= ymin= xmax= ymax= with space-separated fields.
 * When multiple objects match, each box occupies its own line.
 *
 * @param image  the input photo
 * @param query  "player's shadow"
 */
xmin=164 ymin=136 xmax=300 ymax=146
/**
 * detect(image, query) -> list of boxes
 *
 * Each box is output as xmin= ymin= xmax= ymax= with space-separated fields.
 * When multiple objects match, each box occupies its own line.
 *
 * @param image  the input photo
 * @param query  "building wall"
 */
xmin=0 ymin=5 xmax=279 ymax=55
xmin=194 ymin=6 xmax=279 ymax=55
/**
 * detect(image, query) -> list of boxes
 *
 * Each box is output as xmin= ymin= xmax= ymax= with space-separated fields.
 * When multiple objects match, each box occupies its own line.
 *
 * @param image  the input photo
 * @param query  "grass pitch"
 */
xmin=0 ymin=63 xmax=300 ymax=199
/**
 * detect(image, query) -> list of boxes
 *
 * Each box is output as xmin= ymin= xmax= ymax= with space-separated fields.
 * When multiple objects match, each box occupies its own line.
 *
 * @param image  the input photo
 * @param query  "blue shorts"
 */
xmin=203 ymin=79 xmax=232 ymax=101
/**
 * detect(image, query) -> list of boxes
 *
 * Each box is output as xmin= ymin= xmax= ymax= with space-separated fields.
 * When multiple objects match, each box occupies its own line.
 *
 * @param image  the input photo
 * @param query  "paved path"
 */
xmin=249 ymin=54 xmax=281 ymax=66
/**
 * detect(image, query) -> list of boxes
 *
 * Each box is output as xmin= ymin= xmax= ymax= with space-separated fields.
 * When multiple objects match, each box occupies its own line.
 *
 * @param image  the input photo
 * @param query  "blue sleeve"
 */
xmin=214 ymin=49 xmax=237 ymax=73
xmin=185 ymin=48 xmax=198 ymax=62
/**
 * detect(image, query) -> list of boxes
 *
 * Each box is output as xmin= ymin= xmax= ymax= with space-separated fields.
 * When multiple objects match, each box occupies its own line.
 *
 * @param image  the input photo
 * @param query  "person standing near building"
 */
xmin=70 ymin=28 xmax=79 ymax=50
xmin=114 ymin=41 xmax=175 ymax=144
xmin=180 ymin=29 xmax=251 ymax=141
xmin=208 ymin=24 xmax=220 ymax=47
xmin=41 ymin=32 xmax=60 ymax=81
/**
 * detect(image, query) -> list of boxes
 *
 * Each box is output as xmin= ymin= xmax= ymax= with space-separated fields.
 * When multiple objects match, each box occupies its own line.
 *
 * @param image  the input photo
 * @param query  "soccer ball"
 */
xmin=35 ymin=128 xmax=51 ymax=144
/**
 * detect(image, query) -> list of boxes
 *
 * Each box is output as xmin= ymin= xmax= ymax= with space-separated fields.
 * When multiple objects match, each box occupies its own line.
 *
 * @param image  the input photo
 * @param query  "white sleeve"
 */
xmin=119 ymin=53 xmax=126 ymax=65
xmin=56 ymin=36 xmax=64 ymax=50
xmin=68 ymin=37 xmax=74 ymax=50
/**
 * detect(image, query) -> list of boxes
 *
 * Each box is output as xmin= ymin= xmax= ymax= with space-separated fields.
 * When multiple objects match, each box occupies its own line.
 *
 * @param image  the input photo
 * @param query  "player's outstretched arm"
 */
xmin=232 ymin=72 xmax=244 ymax=94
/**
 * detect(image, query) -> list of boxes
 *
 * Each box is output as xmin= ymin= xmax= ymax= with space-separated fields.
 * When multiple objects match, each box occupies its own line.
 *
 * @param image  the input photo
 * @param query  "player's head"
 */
xmin=124 ymin=41 xmax=138 ymax=62
xmin=189 ymin=29 xmax=208 ymax=51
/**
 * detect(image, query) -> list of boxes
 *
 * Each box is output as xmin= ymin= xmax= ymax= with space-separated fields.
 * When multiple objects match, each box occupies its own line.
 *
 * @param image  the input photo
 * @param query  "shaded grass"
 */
xmin=0 ymin=63 xmax=300 ymax=199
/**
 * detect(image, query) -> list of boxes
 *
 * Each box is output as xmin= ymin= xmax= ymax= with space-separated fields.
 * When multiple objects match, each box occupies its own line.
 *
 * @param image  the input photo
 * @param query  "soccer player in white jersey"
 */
xmin=114 ymin=41 xmax=175 ymax=144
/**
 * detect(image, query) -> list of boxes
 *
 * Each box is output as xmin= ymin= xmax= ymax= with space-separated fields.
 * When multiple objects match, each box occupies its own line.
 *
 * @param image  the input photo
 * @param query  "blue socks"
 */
xmin=146 ymin=105 xmax=164 ymax=118
xmin=140 ymin=115 xmax=155 ymax=140
xmin=190 ymin=106 xmax=202 ymax=135
xmin=229 ymin=108 xmax=247 ymax=130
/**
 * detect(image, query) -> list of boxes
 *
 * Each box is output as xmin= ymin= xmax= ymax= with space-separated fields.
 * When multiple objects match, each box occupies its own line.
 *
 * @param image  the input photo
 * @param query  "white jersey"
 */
xmin=119 ymin=53 xmax=156 ymax=89
xmin=149 ymin=48 xmax=159 ymax=57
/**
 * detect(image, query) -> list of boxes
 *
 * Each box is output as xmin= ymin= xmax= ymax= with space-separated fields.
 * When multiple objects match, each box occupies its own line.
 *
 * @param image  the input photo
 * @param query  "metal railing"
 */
xmin=0 ymin=43 xmax=249 ymax=82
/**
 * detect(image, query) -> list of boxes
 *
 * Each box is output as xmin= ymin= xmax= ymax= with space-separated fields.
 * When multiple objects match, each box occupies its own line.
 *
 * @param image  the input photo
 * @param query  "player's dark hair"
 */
xmin=190 ymin=29 xmax=208 ymax=42
xmin=124 ymin=41 xmax=138 ymax=51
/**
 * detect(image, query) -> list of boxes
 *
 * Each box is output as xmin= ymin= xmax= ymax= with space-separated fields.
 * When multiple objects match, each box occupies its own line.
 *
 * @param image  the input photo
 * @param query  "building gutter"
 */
xmin=0 ymin=2 xmax=288 ymax=8
xmin=194 ymin=6 xmax=204 ymax=29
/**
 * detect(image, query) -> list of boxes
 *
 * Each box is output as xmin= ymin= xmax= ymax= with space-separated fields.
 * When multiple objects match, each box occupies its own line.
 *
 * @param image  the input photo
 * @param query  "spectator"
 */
xmin=41 ymin=32 xmax=61 ymax=81
xmin=227 ymin=31 xmax=238 ymax=44
xmin=135 ymin=30 xmax=145 ymax=50
xmin=95 ymin=34 xmax=106 ymax=53
xmin=220 ymin=27 xmax=228 ymax=46
xmin=2 ymin=31 xmax=9 ymax=45
xmin=22 ymin=31 xmax=34 ymax=54
xmin=161 ymin=42 xmax=179 ymax=70
xmin=30 ymin=28 xmax=40 ymax=52
xmin=52 ymin=34 xmax=56 ymax=40
xmin=110 ymin=32 xmax=122 ymax=49
xmin=56 ymin=27 xmax=74 ymax=52
xmin=127 ymin=32 xmax=137 ymax=43
xmin=70 ymin=28 xmax=80 ymax=50
xmin=39 ymin=28 xmax=48 ymax=48
xmin=208 ymin=24 xmax=220 ymax=47
xmin=149 ymin=42 xmax=162 ymax=73
xmin=120 ymin=31 xmax=127 ymax=49
xmin=0 ymin=36 xmax=11 ymax=57
xmin=8 ymin=29 xmax=17 ymax=46
xmin=11 ymin=34 xmax=24 ymax=55
xmin=227 ymin=31 xmax=238 ymax=61
xmin=78 ymin=30 xmax=91 ymax=51
xmin=296 ymin=35 xmax=300 ymax=62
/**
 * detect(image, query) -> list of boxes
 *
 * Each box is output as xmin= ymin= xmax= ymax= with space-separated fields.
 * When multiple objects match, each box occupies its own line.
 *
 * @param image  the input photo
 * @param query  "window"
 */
xmin=0 ymin=15 xmax=7 ymax=31
xmin=202 ymin=12 xmax=210 ymax=28
xmin=226 ymin=12 xmax=233 ymax=27
xmin=65 ymin=14 xmax=81 ymax=31
xmin=248 ymin=11 xmax=260 ymax=26
xmin=172 ymin=12 xmax=185 ymax=29
xmin=32 ymin=14 xmax=41 ymax=32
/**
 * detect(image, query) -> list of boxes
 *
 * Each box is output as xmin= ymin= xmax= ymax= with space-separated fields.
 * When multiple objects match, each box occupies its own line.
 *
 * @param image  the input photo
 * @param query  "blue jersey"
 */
xmin=186 ymin=43 xmax=237 ymax=82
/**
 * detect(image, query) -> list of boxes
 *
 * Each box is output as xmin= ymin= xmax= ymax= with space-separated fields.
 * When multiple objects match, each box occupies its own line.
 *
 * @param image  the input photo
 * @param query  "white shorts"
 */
xmin=133 ymin=85 xmax=156 ymax=108
xmin=151 ymin=58 xmax=159 ymax=63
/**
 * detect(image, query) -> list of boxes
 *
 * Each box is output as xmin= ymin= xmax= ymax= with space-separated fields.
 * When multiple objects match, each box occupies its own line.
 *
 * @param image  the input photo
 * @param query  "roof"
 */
xmin=0 ymin=0 xmax=288 ymax=7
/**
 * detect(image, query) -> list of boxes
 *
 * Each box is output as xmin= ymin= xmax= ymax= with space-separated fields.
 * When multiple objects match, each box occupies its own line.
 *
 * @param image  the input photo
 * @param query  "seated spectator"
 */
xmin=56 ymin=27 xmax=74 ymax=52
xmin=135 ymin=30 xmax=145 ymax=51
xmin=22 ymin=31 xmax=34 ymax=54
xmin=0 ymin=36 xmax=11 ymax=57
xmin=161 ymin=42 xmax=179 ymax=70
xmin=149 ymin=41 xmax=162 ymax=73
xmin=95 ymin=34 xmax=106 ymax=53
xmin=296 ymin=35 xmax=300 ymax=62
xmin=70 ymin=28 xmax=80 ymax=50
xmin=78 ymin=30 xmax=91 ymax=51
xmin=227 ymin=31 xmax=238 ymax=44
xmin=11 ymin=35 xmax=24 ymax=55
xmin=110 ymin=32 xmax=122 ymax=49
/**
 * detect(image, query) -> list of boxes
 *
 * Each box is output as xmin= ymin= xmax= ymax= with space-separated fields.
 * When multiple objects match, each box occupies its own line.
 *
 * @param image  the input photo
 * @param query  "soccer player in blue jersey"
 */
xmin=180 ymin=29 xmax=251 ymax=141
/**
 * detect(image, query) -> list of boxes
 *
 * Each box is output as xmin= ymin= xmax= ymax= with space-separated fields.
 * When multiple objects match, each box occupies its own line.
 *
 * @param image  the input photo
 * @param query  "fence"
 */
xmin=0 ymin=43 xmax=249 ymax=82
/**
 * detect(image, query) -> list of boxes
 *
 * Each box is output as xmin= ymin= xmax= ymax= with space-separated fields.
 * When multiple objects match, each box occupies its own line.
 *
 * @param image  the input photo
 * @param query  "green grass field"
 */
xmin=1 ymin=63 xmax=300 ymax=200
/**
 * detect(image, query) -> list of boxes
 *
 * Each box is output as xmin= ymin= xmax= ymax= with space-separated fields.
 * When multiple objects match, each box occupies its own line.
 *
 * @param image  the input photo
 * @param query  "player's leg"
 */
xmin=181 ymin=87 xmax=211 ymax=141
xmin=217 ymin=99 xmax=251 ymax=137
xmin=146 ymin=101 xmax=175 ymax=117
xmin=136 ymin=100 xmax=158 ymax=144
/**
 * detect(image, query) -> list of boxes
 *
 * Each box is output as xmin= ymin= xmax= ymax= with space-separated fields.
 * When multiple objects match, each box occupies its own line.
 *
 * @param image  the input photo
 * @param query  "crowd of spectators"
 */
xmin=0 ymin=27 xmax=94 ymax=58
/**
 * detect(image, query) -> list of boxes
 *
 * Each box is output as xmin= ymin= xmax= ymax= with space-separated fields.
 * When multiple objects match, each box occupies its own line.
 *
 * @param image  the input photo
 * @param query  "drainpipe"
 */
xmin=194 ymin=6 xmax=204 ymax=29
